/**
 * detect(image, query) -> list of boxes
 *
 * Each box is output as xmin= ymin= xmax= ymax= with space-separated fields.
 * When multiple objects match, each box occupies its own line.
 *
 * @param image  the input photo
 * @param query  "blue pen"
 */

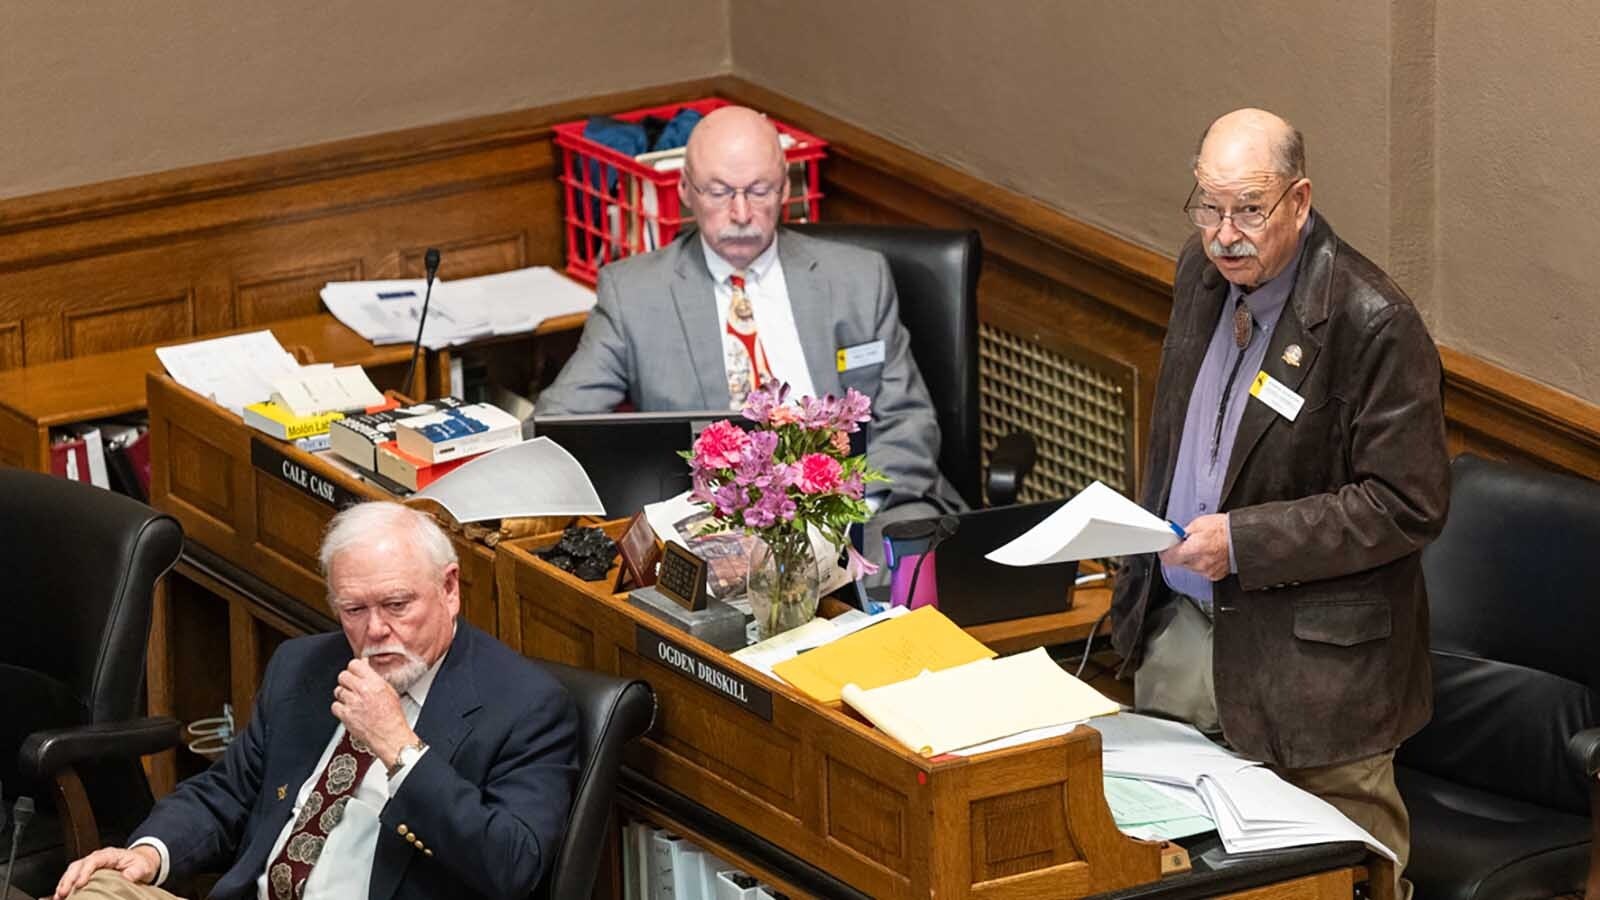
xmin=1168 ymin=520 xmax=1188 ymax=540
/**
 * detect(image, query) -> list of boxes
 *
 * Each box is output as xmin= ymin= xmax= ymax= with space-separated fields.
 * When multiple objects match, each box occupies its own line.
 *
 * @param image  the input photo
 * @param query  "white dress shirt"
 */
xmin=135 ymin=649 xmax=446 ymax=899
xmin=701 ymin=234 xmax=818 ymax=403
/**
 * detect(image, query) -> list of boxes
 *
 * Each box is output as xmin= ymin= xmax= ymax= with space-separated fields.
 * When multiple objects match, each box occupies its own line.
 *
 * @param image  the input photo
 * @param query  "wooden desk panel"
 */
xmin=497 ymin=531 xmax=1163 ymax=900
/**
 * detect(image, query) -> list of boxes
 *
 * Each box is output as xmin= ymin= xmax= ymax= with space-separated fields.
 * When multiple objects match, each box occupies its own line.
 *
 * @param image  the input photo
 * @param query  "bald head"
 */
xmin=1189 ymin=108 xmax=1313 ymax=288
xmin=1195 ymin=108 xmax=1305 ymax=183
xmin=681 ymin=106 xmax=791 ymax=270
xmin=685 ymin=106 xmax=786 ymax=179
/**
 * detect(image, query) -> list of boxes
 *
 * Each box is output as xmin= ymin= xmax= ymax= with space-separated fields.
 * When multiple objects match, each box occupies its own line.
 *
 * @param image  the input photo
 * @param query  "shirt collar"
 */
xmin=1229 ymin=212 xmax=1313 ymax=322
xmin=700 ymin=232 xmax=780 ymax=285
xmin=405 ymin=622 xmax=455 ymax=708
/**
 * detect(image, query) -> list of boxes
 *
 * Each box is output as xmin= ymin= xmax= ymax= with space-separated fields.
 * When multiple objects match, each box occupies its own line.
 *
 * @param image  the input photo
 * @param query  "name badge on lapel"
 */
xmin=1250 ymin=371 xmax=1305 ymax=422
xmin=836 ymin=339 xmax=886 ymax=372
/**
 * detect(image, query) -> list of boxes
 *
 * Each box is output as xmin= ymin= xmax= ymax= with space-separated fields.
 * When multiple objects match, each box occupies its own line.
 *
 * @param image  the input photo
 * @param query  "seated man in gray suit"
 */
xmin=536 ymin=105 xmax=965 ymax=566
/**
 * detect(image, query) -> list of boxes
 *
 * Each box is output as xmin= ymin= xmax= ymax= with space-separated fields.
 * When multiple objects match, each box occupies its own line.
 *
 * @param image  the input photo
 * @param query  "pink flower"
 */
xmin=845 ymin=544 xmax=880 ymax=578
xmin=768 ymin=404 xmax=801 ymax=427
xmin=830 ymin=430 xmax=851 ymax=456
xmin=692 ymin=420 xmax=749 ymax=469
xmin=796 ymin=453 xmax=843 ymax=494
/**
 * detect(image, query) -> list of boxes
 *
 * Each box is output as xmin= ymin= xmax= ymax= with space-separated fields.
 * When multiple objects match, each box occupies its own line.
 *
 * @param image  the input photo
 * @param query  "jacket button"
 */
xmin=424 ymin=848 xmax=434 ymax=857
xmin=407 ymin=834 xmax=417 ymax=844
xmin=397 ymin=824 xmax=409 ymax=836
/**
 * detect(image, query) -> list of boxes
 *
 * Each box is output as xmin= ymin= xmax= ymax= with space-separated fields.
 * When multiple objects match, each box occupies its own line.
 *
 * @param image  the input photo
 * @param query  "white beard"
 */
xmin=363 ymin=644 xmax=429 ymax=693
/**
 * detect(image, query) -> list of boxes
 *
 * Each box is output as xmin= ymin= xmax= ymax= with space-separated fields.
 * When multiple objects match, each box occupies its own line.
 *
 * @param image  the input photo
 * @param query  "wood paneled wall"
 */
xmin=2 ymin=74 xmax=1595 ymax=483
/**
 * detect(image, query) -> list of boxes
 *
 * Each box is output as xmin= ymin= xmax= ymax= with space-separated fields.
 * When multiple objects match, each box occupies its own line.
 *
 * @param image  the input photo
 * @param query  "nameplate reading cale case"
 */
xmin=251 ymin=439 xmax=360 ymax=509
xmin=657 ymin=541 xmax=709 ymax=612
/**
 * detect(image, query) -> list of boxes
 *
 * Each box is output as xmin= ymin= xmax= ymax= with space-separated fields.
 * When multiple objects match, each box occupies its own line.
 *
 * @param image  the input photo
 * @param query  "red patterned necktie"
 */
xmin=724 ymin=272 xmax=771 ymax=409
xmin=266 ymin=730 xmax=378 ymax=900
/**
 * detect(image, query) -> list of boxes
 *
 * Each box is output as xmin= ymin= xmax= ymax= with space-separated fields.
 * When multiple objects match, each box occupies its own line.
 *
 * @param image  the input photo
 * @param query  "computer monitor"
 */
xmin=903 ymin=500 xmax=1078 ymax=627
xmin=531 ymin=410 xmax=732 ymax=517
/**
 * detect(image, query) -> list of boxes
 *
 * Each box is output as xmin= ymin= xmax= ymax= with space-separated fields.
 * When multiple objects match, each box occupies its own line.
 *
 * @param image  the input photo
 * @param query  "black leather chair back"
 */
xmin=1399 ymin=454 xmax=1600 ymax=814
xmin=533 ymin=662 xmax=655 ymax=900
xmin=791 ymin=224 xmax=984 ymax=507
xmin=0 ymin=469 xmax=182 ymax=790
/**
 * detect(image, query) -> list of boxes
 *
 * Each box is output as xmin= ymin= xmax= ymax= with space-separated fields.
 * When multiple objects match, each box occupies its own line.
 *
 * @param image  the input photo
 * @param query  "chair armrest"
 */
xmin=19 ymin=716 xmax=183 ymax=780
xmin=985 ymin=431 xmax=1038 ymax=508
xmin=1568 ymin=727 xmax=1600 ymax=778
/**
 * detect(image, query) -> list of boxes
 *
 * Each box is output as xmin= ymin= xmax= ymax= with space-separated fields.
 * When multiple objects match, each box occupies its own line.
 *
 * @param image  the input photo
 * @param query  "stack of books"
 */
xmin=327 ymin=399 xmax=521 ymax=495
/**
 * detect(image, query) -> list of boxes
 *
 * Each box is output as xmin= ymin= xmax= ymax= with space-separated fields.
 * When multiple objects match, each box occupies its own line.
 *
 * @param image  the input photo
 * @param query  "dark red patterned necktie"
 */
xmin=265 ymin=730 xmax=378 ymax=900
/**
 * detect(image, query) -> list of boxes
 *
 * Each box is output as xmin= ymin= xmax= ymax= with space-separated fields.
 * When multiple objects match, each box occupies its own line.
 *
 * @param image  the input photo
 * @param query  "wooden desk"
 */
xmin=496 ymin=524 xmax=1385 ymax=900
xmin=0 ymin=314 xmax=415 ymax=472
xmin=966 ymin=569 xmax=1113 ymax=655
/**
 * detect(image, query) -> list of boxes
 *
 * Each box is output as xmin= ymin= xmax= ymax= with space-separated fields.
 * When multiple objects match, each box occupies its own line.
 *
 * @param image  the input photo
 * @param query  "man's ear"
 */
xmin=1294 ymin=178 xmax=1314 ymax=228
xmin=441 ymin=562 xmax=461 ymax=616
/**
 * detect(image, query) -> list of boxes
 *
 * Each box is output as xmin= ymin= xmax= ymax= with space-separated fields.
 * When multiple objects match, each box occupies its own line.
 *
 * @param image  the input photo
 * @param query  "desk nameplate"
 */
xmin=636 ymin=625 xmax=772 ymax=721
xmin=250 ymin=438 xmax=361 ymax=509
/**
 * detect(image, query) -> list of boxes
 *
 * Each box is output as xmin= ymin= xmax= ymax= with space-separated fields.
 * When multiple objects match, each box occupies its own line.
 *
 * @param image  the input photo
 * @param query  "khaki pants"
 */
xmin=1133 ymin=596 xmax=1411 ymax=899
xmin=60 ymin=870 xmax=182 ymax=899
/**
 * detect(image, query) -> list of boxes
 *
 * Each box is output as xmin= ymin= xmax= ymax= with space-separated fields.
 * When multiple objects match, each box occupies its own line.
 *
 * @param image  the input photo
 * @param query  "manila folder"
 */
xmin=770 ymin=606 xmax=994 ymax=705
xmin=842 ymin=647 xmax=1120 ymax=757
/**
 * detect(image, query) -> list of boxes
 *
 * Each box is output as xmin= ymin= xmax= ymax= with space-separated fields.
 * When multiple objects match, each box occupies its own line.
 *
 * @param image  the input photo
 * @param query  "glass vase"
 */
xmin=747 ymin=532 xmax=821 ymax=641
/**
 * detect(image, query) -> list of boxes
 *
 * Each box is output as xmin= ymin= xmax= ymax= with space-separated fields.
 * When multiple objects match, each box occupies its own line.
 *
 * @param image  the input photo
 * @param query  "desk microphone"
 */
xmin=399 ymin=248 xmax=442 ymax=399
xmin=1 ymin=795 xmax=34 ymax=900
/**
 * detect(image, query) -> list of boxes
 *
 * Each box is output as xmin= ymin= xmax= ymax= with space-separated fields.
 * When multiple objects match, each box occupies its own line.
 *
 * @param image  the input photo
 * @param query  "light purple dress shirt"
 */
xmin=1161 ymin=216 xmax=1311 ymax=610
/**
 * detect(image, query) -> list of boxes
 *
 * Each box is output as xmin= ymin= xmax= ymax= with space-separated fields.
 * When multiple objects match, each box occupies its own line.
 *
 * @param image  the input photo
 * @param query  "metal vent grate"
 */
xmin=980 ymin=324 xmax=1134 ymax=503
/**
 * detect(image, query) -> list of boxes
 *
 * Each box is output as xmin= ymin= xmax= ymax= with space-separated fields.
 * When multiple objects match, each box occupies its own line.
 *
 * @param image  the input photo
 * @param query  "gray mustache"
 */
xmin=1209 ymin=238 xmax=1259 ymax=258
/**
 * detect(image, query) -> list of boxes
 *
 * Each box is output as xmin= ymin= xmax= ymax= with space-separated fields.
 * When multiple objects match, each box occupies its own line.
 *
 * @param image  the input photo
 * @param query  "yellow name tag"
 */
xmin=1250 ymin=371 xmax=1305 ymax=421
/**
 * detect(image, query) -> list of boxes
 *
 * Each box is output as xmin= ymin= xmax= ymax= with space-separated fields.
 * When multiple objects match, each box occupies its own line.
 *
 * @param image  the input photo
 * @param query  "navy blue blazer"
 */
xmin=133 ymin=621 xmax=579 ymax=900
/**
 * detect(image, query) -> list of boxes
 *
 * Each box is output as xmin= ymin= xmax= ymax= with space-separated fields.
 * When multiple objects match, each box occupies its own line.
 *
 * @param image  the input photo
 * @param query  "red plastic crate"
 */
xmin=553 ymin=98 xmax=828 ymax=285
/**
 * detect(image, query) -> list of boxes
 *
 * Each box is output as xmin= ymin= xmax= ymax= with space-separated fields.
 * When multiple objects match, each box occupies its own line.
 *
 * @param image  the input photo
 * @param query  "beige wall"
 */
xmin=731 ymin=0 xmax=1600 ymax=404
xmin=1 ymin=0 xmax=730 ymax=199
xmin=9 ymin=2 xmax=1598 ymax=402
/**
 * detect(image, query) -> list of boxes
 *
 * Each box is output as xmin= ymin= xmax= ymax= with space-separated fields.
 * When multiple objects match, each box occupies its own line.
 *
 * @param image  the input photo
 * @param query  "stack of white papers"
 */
xmin=412 ymin=436 xmax=604 ymax=522
xmin=1092 ymin=713 xmax=1395 ymax=860
xmin=988 ymin=480 xmax=1181 ymax=565
xmin=730 ymin=606 xmax=907 ymax=677
xmin=319 ymin=266 xmax=596 ymax=350
xmin=155 ymin=331 xmax=304 ymax=414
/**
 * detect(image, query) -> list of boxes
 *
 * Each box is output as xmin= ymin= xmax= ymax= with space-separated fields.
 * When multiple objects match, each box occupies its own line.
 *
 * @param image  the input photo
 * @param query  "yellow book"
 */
xmin=770 ymin=606 xmax=995 ymax=705
xmin=242 ymin=401 xmax=345 ymax=441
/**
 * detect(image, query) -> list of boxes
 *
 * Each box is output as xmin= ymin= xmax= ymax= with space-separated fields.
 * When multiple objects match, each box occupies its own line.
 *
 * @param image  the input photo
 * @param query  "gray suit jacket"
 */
xmin=536 ymin=228 xmax=962 ymax=512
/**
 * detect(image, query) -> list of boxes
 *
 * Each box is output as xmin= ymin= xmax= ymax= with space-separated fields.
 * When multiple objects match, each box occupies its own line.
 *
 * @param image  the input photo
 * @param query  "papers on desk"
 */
xmin=1104 ymin=776 xmax=1215 ymax=842
xmin=318 ymin=267 xmax=596 ymax=349
xmin=270 ymin=365 xmax=384 ymax=417
xmin=841 ymin=647 xmax=1119 ymax=757
xmin=769 ymin=606 xmax=995 ymax=705
xmin=412 ymin=437 xmax=604 ymax=522
xmin=987 ymin=480 xmax=1180 ymax=565
xmin=1093 ymin=713 xmax=1396 ymax=861
xmin=731 ymin=606 xmax=907 ymax=677
xmin=155 ymin=331 xmax=303 ymax=414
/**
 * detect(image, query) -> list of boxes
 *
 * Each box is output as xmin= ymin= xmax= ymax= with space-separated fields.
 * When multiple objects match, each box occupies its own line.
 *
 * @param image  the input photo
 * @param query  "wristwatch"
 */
xmin=387 ymin=739 xmax=428 ymax=778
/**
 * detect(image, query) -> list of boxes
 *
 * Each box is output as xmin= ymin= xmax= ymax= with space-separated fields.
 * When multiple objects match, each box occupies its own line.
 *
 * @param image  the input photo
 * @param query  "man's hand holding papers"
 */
xmin=987 ymin=481 xmax=1182 ymax=566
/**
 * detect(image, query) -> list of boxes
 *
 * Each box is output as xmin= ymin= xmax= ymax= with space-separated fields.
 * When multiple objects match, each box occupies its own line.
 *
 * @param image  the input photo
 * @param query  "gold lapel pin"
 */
xmin=1282 ymin=344 xmax=1303 ymax=367
xmin=276 ymin=785 xmax=288 ymax=801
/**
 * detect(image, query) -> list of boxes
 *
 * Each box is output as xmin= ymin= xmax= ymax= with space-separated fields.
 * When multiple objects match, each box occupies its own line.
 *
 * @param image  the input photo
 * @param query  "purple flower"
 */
xmin=839 ymin=472 xmax=865 ymax=499
xmin=832 ymin=388 xmax=872 ymax=432
xmin=845 ymin=544 xmax=880 ymax=578
xmin=740 ymin=382 xmax=790 ymax=424
xmin=711 ymin=483 xmax=748 ymax=518
xmin=800 ymin=394 xmax=834 ymax=430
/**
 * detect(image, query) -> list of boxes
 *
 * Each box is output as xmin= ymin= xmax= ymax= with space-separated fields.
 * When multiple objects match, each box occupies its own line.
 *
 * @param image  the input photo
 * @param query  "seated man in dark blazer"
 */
xmin=54 ymin=502 xmax=579 ymax=900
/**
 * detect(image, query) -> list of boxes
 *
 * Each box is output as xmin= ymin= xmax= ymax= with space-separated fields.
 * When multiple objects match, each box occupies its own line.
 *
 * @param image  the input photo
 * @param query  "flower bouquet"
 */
xmin=686 ymin=383 xmax=887 ymax=639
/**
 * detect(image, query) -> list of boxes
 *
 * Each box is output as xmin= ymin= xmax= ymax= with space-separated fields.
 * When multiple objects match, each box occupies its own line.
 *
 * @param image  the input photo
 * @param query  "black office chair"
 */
xmin=0 ymin=469 xmax=184 ymax=897
xmin=792 ymin=224 xmax=1035 ymax=507
xmin=1396 ymin=454 xmax=1600 ymax=900
xmin=532 ymin=662 xmax=655 ymax=900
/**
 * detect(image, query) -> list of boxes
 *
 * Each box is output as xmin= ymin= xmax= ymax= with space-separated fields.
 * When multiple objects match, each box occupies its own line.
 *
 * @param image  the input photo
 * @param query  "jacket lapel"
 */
xmin=668 ymin=234 xmax=729 ymax=409
xmin=367 ymin=625 xmax=481 ymax=900
xmin=1221 ymin=216 xmax=1333 ymax=504
xmin=781 ymin=233 xmax=842 ymax=397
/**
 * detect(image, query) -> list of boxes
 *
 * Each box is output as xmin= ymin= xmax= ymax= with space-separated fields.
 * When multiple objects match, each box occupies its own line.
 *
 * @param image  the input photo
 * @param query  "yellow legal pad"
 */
xmin=770 ymin=606 xmax=996 ymax=704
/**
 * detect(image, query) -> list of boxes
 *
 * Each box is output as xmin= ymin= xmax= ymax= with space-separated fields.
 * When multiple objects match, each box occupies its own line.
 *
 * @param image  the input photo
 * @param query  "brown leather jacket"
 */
xmin=1111 ymin=213 xmax=1450 ymax=768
